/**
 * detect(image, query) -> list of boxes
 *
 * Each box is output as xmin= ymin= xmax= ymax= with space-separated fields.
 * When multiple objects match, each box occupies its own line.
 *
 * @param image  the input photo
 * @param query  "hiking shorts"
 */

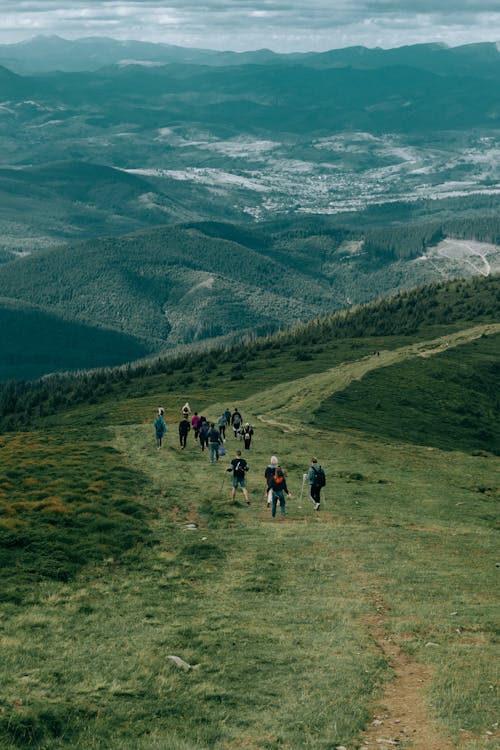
xmin=232 ymin=476 xmax=246 ymax=488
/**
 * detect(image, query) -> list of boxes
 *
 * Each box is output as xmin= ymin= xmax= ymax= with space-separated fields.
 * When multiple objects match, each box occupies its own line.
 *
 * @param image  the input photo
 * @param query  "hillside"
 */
xmin=0 ymin=275 xmax=498 ymax=748
xmin=1 ymin=272 xmax=498 ymax=429
xmin=0 ymin=297 xmax=150 ymax=381
xmin=0 ymin=217 xmax=499 ymax=380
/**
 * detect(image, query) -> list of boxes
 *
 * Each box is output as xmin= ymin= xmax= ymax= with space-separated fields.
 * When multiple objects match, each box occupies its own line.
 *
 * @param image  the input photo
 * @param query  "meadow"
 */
xmin=0 ymin=285 xmax=498 ymax=749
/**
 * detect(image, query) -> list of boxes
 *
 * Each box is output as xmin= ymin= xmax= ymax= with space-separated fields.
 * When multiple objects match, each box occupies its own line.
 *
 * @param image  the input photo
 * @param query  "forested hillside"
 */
xmin=1 ymin=273 xmax=498 ymax=433
xmin=1 ymin=212 xmax=499 ymax=380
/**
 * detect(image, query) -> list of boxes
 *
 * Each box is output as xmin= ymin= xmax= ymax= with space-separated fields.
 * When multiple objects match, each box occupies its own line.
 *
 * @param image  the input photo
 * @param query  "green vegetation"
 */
xmin=1 ymin=273 xmax=498 ymax=433
xmin=1 ymin=203 xmax=499 ymax=381
xmin=0 ymin=299 xmax=150 ymax=381
xmin=0 ymin=276 xmax=498 ymax=748
xmin=0 ymin=429 xmax=152 ymax=604
xmin=316 ymin=332 xmax=500 ymax=455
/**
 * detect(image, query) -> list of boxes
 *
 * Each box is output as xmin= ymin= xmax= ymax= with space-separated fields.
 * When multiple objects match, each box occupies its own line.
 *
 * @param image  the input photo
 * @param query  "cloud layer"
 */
xmin=1 ymin=1 xmax=500 ymax=51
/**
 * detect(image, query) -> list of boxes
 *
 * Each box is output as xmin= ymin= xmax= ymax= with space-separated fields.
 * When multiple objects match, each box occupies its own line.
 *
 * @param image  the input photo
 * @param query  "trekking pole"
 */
xmin=299 ymin=473 xmax=307 ymax=502
xmin=220 ymin=472 xmax=228 ymax=494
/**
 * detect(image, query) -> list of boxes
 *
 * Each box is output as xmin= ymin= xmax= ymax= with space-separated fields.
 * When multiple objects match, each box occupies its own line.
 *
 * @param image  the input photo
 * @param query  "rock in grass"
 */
xmin=167 ymin=654 xmax=200 ymax=670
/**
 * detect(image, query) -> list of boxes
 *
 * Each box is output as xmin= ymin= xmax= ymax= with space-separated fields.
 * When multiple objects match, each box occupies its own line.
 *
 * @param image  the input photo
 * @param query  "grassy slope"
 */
xmin=316 ymin=332 xmax=500 ymax=455
xmin=0 ymin=315 xmax=498 ymax=748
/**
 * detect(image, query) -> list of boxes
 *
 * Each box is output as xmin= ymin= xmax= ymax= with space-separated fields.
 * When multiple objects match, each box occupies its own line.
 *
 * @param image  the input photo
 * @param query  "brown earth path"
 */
xmin=358 ymin=622 xmax=456 ymax=750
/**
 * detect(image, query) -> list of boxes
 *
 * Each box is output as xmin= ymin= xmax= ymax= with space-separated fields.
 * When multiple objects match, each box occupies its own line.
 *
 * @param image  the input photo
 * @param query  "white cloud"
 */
xmin=0 ymin=1 xmax=499 ymax=51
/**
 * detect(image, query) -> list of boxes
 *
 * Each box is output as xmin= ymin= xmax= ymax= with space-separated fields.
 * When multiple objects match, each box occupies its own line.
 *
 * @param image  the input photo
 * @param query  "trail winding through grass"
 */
xmin=109 ymin=322 xmax=500 ymax=749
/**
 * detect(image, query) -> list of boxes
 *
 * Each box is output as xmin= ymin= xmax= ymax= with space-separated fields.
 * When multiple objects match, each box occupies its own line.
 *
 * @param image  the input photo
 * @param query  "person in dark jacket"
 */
xmin=231 ymin=408 xmax=242 ymax=438
xmin=178 ymin=417 xmax=190 ymax=449
xmin=269 ymin=467 xmax=291 ymax=518
xmin=208 ymin=422 xmax=222 ymax=463
xmin=241 ymin=423 xmax=254 ymax=450
xmin=198 ymin=419 xmax=210 ymax=451
xmin=227 ymin=450 xmax=250 ymax=504
xmin=307 ymin=457 xmax=325 ymax=510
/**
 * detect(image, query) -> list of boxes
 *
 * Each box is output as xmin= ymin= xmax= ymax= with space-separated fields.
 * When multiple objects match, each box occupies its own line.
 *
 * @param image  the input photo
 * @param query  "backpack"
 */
xmin=234 ymin=460 xmax=247 ymax=478
xmin=312 ymin=466 xmax=326 ymax=488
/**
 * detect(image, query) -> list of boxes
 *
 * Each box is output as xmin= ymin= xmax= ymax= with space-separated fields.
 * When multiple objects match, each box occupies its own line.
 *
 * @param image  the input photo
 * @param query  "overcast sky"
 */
xmin=1 ymin=1 xmax=500 ymax=52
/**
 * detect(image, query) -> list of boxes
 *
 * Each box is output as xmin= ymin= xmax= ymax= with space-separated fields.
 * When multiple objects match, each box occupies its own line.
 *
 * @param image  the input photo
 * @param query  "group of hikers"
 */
xmin=154 ymin=403 xmax=255 ymax=460
xmin=153 ymin=402 xmax=326 ymax=516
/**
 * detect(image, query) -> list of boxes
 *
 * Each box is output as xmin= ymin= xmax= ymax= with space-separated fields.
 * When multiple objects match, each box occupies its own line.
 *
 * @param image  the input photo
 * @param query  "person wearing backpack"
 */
xmin=227 ymin=450 xmax=250 ymax=504
xmin=217 ymin=413 xmax=227 ymax=440
xmin=264 ymin=455 xmax=279 ymax=507
xmin=153 ymin=408 xmax=167 ymax=450
xmin=208 ymin=422 xmax=223 ymax=463
xmin=231 ymin=408 xmax=242 ymax=438
xmin=242 ymin=423 xmax=254 ymax=450
xmin=307 ymin=457 xmax=326 ymax=510
xmin=268 ymin=466 xmax=291 ymax=518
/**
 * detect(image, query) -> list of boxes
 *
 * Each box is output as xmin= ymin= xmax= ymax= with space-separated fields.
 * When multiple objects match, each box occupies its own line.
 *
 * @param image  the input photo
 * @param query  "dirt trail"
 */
xmin=245 ymin=322 xmax=500 ymax=427
xmin=359 ymin=624 xmax=456 ymax=750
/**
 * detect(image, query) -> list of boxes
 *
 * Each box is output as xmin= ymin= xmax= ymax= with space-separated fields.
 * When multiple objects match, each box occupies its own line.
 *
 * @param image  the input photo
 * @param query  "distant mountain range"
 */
xmin=0 ymin=37 xmax=499 ymax=379
xmin=0 ymin=37 xmax=499 ymax=250
xmin=1 ymin=36 xmax=500 ymax=76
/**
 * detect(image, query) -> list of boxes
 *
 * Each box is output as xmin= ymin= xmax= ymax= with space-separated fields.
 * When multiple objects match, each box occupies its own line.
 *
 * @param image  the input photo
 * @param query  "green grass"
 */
xmin=315 ymin=333 xmax=500 ymax=455
xmin=0 ymin=322 xmax=498 ymax=749
xmin=0 ymin=429 xmax=152 ymax=603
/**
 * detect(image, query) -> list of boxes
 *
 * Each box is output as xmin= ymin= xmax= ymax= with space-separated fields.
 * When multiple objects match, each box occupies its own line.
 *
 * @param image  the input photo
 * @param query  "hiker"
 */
xmin=307 ymin=457 xmax=326 ymax=511
xmin=198 ymin=418 xmax=210 ymax=451
xmin=191 ymin=412 xmax=200 ymax=440
xmin=264 ymin=455 xmax=279 ymax=507
xmin=231 ymin=408 xmax=242 ymax=438
xmin=227 ymin=450 xmax=250 ymax=504
xmin=153 ymin=408 xmax=167 ymax=450
xmin=241 ymin=422 xmax=254 ymax=450
xmin=268 ymin=466 xmax=291 ymax=518
xmin=217 ymin=413 xmax=227 ymax=440
xmin=182 ymin=402 xmax=191 ymax=419
xmin=208 ymin=422 xmax=223 ymax=463
xmin=224 ymin=408 xmax=231 ymax=426
xmin=178 ymin=417 xmax=191 ymax=449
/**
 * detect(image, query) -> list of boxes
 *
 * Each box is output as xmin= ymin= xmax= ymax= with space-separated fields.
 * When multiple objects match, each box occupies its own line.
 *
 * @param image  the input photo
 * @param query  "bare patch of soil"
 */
xmin=359 ymin=622 xmax=456 ymax=750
